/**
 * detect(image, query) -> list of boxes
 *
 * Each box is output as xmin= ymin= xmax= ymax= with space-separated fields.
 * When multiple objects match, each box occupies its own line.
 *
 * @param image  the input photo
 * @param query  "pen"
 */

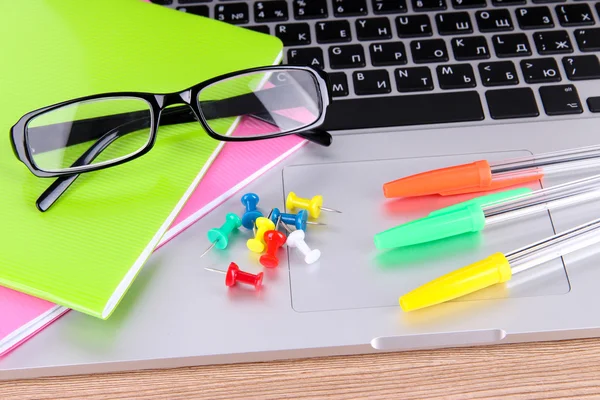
xmin=375 ymin=173 xmax=600 ymax=249
xmin=383 ymin=144 xmax=600 ymax=198
xmin=399 ymin=215 xmax=600 ymax=312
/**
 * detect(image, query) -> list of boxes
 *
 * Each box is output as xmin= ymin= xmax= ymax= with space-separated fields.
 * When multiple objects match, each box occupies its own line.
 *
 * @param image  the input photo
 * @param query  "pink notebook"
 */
xmin=0 ymin=288 xmax=68 ymax=356
xmin=1 ymin=116 xmax=306 ymax=357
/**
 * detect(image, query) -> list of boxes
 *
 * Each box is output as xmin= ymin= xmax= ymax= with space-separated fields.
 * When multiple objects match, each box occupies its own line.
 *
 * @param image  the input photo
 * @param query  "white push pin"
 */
xmin=282 ymin=223 xmax=321 ymax=264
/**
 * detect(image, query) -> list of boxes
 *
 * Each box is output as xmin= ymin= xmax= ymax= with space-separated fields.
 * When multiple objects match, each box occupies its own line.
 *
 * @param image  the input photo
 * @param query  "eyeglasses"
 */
xmin=10 ymin=65 xmax=332 ymax=212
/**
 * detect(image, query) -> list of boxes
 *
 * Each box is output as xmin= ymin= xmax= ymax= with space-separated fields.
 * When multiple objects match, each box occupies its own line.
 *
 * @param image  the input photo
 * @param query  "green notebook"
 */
xmin=0 ymin=0 xmax=283 ymax=319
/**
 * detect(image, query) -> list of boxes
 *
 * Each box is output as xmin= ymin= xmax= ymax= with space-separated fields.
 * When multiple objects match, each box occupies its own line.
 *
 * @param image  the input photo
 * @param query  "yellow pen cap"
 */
xmin=399 ymin=252 xmax=512 ymax=312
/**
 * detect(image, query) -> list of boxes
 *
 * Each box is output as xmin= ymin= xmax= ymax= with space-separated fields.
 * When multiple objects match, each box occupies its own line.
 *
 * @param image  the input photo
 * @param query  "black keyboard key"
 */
xmin=485 ymin=88 xmax=539 ymax=119
xmin=356 ymin=17 xmax=393 ymax=40
xmin=575 ymin=28 xmax=600 ymax=52
xmin=436 ymin=64 xmax=477 ymax=89
xmin=492 ymin=0 xmax=525 ymax=5
xmin=556 ymin=4 xmax=595 ymax=27
xmin=533 ymin=30 xmax=573 ymax=54
xmin=395 ymin=67 xmax=434 ymax=91
xmin=539 ymin=84 xmax=583 ymax=115
xmin=333 ymin=0 xmax=368 ymax=16
xmin=316 ymin=20 xmax=352 ymax=43
xmin=293 ymin=0 xmax=328 ymax=19
xmin=353 ymin=70 xmax=392 ymax=94
xmin=328 ymin=72 xmax=350 ymax=97
xmin=329 ymin=44 xmax=366 ymax=68
xmin=588 ymin=96 xmax=600 ymax=112
xmin=452 ymin=36 xmax=490 ymax=60
xmin=395 ymin=15 xmax=432 ymax=37
xmin=412 ymin=0 xmax=447 ymax=11
xmin=411 ymin=39 xmax=449 ymax=63
xmin=275 ymin=23 xmax=311 ymax=45
xmin=254 ymin=1 xmax=288 ymax=22
xmin=287 ymin=47 xmax=325 ymax=68
xmin=451 ymin=0 xmax=486 ymax=9
xmin=151 ymin=0 xmax=172 ymax=4
xmin=435 ymin=12 xmax=473 ymax=35
xmin=370 ymin=42 xmax=408 ymax=65
xmin=215 ymin=3 xmax=249 ymax=24
xmin=532 ymin=0 xmax=564 ymax=3
xmin=479 ymin=61 xmax=519 ymax=86
xmin=520 ymin=58 xmax=561 ymax=83
xmin=372 ymin=0 xmax=408 ymax=14
xmin=179 ymin=0 xmax=210 ymax=3
xmin=475 ymin=9 xmax=514 ymax=32
xmin=321 ymin=91 xmax=484 ymax=130
xmin=492 ymin=33 xmax=532 ymax=57
xmin=246 ymin=25 xmax=270 ymax=34
xmin=562 ymin=55 xmax=600 ymax=80
xmin=177 ymin=5 xmax=209 ymax=16
xmin=516 ymin=6 xmax=554 ymax=29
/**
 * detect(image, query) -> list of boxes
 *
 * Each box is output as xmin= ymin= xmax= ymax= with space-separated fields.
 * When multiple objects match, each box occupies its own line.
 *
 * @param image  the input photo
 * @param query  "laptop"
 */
xmin=2 ymin=0 xmax=600 ymax=380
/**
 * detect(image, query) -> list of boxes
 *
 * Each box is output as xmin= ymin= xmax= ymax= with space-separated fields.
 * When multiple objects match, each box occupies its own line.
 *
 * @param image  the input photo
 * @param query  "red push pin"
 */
xmin=205 ymin=262 xmax=263 ymax=289
xmin=260 ymin=229 xmax=287 ymax=268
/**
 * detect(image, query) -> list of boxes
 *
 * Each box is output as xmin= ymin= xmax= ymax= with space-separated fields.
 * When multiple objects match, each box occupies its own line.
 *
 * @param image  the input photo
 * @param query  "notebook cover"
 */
xmin=0 ymin=0 xmax=283 ymax=319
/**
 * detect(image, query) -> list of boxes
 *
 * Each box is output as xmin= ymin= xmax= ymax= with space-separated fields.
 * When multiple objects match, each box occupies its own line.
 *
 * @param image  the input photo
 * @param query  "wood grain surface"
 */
xmin=3 ymin=338 xmax=600 ymax=399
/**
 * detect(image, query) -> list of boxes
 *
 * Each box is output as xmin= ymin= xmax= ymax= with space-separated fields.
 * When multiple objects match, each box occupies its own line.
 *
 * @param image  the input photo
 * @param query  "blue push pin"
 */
xmin=270 ymin=208 xmax=326 ymax=231
xmin=241 ymin=193 xmax=263 ymax=230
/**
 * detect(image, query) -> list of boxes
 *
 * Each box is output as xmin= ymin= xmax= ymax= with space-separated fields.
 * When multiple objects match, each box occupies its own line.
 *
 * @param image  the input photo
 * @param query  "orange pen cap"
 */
xmin=383 ymin=160 xmax=544 ymax=198
xmin=439 ymin=169 xmax=544 ymax=196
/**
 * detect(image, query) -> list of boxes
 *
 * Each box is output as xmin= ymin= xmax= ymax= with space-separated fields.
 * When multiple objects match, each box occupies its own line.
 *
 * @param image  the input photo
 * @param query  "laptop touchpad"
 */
xmin=282 ymin=151 xmax=570 ymax=313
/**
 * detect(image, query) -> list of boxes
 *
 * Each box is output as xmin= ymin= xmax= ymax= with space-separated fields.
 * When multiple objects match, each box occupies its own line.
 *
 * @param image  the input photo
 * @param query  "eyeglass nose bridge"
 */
xmin=157 ymin=89 xmax=195 ymax=109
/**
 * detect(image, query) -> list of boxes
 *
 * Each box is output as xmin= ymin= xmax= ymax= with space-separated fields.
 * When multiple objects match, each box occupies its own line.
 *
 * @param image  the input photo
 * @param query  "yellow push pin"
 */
xmin=285 ymin=192 xmax=342 ymax=219
xmin=247 ymin=217 xmax=275 ymax=253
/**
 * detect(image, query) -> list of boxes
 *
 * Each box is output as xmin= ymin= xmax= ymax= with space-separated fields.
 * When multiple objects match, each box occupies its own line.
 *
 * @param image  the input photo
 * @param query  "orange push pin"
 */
xmin=285 ymin=192 xmax=341 ymax=219
xmin=247 ymin=217 xmax=275 ymax=253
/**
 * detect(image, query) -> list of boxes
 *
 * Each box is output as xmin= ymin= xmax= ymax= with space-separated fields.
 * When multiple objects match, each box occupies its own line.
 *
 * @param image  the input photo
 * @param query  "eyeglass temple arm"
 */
xmin=164 ymin=104 xmax=332 ymax=146
xmin=36 ymin=105 xmax=330 ymax=211
xmin=28 ymin=84 xmax=327 ymax=155
xmin=36 ymin=118 xmax=152 ymax=211
xmin=248 ymin=111 xmax=332 ymax=146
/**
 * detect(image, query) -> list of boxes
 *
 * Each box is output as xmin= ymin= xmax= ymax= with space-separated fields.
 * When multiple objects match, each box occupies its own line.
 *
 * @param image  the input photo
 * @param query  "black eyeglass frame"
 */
xmin=10 ymin=65 xmax=331 ymax=179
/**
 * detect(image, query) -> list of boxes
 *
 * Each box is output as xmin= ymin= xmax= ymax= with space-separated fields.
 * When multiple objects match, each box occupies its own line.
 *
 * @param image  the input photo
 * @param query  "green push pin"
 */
xmin=200 ymin=212 xmax=242 ymax=258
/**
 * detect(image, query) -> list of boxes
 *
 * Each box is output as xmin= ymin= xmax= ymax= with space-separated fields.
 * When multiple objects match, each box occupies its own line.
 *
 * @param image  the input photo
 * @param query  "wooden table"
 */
xmin=2 ymin=338 xmax=600 ymax=399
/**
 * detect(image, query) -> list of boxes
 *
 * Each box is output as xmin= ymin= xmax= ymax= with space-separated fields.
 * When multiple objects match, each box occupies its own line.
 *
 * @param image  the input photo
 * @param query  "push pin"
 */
xmin=240 ymin=193 xmax=263 ymax=230
xmin=286 ymin=192 xmax=341 ymax=219
xmin=260 ymin=217 xmax=287 ymax=268
xmin=270 ymin=208 xmax=326 ymax=231
xmin=247 ymin=216 xmax=275 ymax=253
xmin=282 ymin=223 xmax=321 ymax=264
xmin=205 ymin=262 xmax=263 ymax=289
xmin=200 ymin=212 xmax=242 ymax=258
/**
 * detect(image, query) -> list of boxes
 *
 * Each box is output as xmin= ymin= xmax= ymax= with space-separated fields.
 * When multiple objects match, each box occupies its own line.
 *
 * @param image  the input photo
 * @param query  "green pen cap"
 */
xmin=374 ymin=204 xmax=487 ymax=249
xmin=428 ymin=187 xmax=533 ymax=217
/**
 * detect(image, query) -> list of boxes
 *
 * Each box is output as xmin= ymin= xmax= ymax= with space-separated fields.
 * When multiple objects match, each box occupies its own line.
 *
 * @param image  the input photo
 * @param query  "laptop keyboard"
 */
xmin=154 ymin=0 xmax=600 ymax=131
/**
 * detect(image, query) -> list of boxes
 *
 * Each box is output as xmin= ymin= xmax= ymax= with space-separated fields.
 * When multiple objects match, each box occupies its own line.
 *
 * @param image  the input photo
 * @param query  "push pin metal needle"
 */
xmin=270 ymin=208 xmax=326 ymax=231
xmin=205 ymin=262 xmax=263 ymax=289
xmin=282 ymin=223 xmax=321 ymax=264
xmin=286 ymin=192 xmax=341 ymax=219
xmin=200 ymin=213 xmax=242 ymax=258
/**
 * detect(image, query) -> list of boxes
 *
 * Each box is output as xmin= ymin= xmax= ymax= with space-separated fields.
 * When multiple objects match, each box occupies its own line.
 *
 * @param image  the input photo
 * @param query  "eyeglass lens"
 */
xmin=197 ymin=68 xmax=322 ymax=139
xmin=25 ymin=97 xmax=154 ymax=174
